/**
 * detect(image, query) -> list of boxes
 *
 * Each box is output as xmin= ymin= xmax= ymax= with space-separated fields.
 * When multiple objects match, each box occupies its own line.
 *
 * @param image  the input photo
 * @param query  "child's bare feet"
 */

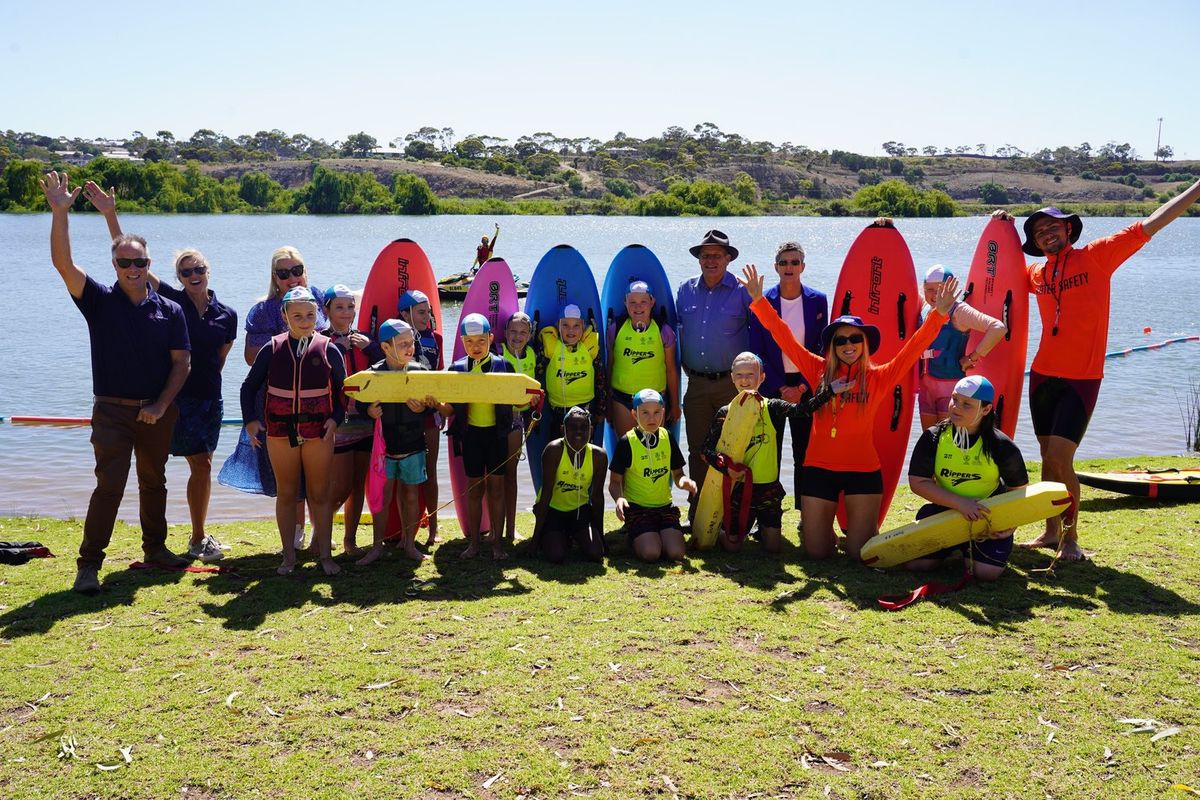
xmin=320 ymin=557 xmax=341 ymax=576
xmin=276 ymin=558 xmax=296 ymax=576
xmin=402 ymin=546 xmax=427 ymax=561
xmin=356 ymin=545 xmax=384 ymax=566
xmin=424 ymin=516 xmax=438 ymax=547
xmin=460 ymin=542 xmax=480 ymax=559
xmin=343 ymin=540 xmax=362 ymax=558
xmin=491 ymin=541 xmax=509 ymax=561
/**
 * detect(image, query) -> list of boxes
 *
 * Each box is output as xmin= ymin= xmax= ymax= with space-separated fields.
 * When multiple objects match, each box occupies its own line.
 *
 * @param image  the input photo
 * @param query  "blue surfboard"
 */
xmin=600 ymin=244 xmax=681 ymax=456
xmin=523 ymin=244 xmax=604 ymax=491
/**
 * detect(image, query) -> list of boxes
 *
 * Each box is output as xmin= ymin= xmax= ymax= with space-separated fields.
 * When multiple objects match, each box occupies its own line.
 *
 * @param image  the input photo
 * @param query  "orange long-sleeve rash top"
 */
xmin=749 ymin=297 xmax=947 ymax=472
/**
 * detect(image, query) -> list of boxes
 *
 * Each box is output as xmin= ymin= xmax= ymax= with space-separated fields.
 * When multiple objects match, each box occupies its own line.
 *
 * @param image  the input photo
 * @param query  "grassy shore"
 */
xmin=1 ymin=455 xmax=1198 ymax=799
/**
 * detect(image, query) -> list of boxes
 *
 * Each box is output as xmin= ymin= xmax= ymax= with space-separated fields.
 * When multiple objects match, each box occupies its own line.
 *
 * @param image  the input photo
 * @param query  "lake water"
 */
xmin=1 ymin=213 xmax=1197 ymax=525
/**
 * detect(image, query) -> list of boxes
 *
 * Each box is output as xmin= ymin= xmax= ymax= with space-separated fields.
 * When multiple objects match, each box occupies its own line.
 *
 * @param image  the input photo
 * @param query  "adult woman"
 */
xmin=740 ymin=263 xmax=957 ymax=561
xmin=86 ymin=183 xmax=237 ymax=562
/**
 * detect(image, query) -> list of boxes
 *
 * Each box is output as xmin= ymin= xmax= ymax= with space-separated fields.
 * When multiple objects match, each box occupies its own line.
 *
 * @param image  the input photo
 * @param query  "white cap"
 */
xmin=924 ymin=264 xmax=952 ymax=284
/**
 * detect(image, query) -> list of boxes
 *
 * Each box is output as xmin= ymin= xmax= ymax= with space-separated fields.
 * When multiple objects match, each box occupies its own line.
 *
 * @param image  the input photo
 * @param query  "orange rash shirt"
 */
xmin=749 ymin=297 xmax=946 ymax=472
xmin=1027 ymin=222 xmax=1149 ymax=380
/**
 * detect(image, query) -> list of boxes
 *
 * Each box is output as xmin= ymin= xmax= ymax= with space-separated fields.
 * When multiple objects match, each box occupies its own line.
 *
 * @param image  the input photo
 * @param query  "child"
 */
xmin=701 ymin=352 xmax=850 ymax=553
xmin=323 ymin=284 xmax=383 ymax=555
xmin=538 ymin=303 xmax=605 ymax=443
xmin=241 ymin=287 xmax=345 ymax=576
xmin=606 ymin=280 xmax=680 ymax=441
xmin=398 ymin=289 xmax=444 ymax=546
xmin=502 ymin=312 xmax=537 ymax=543
xmin=608 ymin=389 xmax=696 ymax=563
xmin=448 ymin=313 xmax=515 ymax=560
xmin=530 ymin=406 xmax=607 ymax=563
xmin=357 ymin=320 xmax=450 ymax=565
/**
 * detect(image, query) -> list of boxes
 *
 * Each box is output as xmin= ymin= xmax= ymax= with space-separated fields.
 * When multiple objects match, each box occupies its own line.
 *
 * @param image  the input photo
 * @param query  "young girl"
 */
xmin=502 ymin=312 xmax=537 ymax=543
xmin=904 ymin=376 xmax=1028 ymax=581
xmin=397 ymin=289 xmax=444 ymax=546
xmin=322 ymin=284 xmax=383 ymax=555
xmin=241 ymin=287 xmax=345 ymax=576
xmin=358 ymin=320 xmax=451 ymax=565
xmin=608 ymin=389 xmax=696 ymax=563
xmin=741 ymin=263 xmax=957 ymax=562
xmin=606 ymin=281 xmax=680 ymax=441
xmin=530 ymin=407 xmax=607 ymax=563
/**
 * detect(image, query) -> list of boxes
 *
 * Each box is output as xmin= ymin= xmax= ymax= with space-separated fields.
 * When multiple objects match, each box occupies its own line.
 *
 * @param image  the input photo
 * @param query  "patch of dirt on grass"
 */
xmin=949 ymin=765 xmax=985 ymax=788
xmin=805 ymin=699 xmax=845 ymax=714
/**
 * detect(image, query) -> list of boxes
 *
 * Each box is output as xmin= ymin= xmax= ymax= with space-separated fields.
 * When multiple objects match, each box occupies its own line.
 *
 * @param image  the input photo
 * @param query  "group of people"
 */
xmin=40 ymin=168 xmax=1200 ymax=595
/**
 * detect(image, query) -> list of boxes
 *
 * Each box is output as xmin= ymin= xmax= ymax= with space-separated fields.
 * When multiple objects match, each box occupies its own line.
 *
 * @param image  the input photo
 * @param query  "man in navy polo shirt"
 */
xmin=41 ymin=171 xmax=192 ymax=594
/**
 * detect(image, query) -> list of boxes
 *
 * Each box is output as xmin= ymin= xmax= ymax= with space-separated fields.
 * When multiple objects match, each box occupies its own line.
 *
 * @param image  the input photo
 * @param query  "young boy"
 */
xmin=397 ymin=288 xmax=444 ymax=547
xmin=530 ymin=406 xmax=607 ymax=563
xmin=606 ymin=280 xmax=680 ymax=441
xmin=538 ymin=303 xmax=605 ymax=442
xmin=448 ymin=313 xmax=515 ymax=560
xmin=502 ymin=312 xmax=537 ymax=543
xmin=701 ymin=352 xmax=851 ymax=553
xmin=357 ymin=319 xmax=450 ymax=565
xmin=608 ymin=389 xmax=696 ymax=563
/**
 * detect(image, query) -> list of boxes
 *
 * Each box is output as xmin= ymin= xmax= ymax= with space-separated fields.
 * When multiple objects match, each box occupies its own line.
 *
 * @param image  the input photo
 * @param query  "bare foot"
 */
xmin=343 ymin=541 xmax=362 ymax=558
xmin=491 ymin=544 xmax=509 ymax=561
xmin=425 ymin=517 xmax=438 ymax=547
xmin=402 ymin=546 xmax=427 ymax=561
xmin=276 ymin=559 xmax=296 ymax=576
xmin=1056 ymin=538 xmax=1087 ymax=562
xmin=461 ymin=543 xmax=480 ymax=560
xmin=320 ymin=557 xmax=341 ymax=576
xmin=356 ymin=545 xmax=384 ymax=566
xmin=1019 ymin=532 xmax=1060 ymax=550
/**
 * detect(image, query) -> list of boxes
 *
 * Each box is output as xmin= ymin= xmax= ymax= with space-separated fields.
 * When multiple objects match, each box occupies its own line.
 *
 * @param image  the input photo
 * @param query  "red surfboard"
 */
xmin=832 ymin=224 xmax=920 ymax=528
xmin=358 ymin=239 xmax=443 ymax=541
xmin=963 ymin=218 xmax=1029 ymax=438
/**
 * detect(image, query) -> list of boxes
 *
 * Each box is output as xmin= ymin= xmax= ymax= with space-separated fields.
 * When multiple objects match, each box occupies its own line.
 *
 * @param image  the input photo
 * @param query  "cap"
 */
xmin=281 ymin=287 xmax=316 ymax=306
xmin=626 ymin=280 xmax=651 ymax=296
xmin=924 ymin=265 xmax=953 ymax=284
xmin=561 ymin=303 xmax=582 ymax=320
xmin=397 ymin=289 xmax=430 ymax=312
xmin=459 ymin=312 xmax=491 ymax=337
xmin=323 ymin=284 xmax=354 ymax=305
xmin=632 ymin=388 xmax=664 ymax=409
xmin=953 ymin=375 xmax=995 ymax=404
xmin=378 ymin=318 xmax=414 ymax=343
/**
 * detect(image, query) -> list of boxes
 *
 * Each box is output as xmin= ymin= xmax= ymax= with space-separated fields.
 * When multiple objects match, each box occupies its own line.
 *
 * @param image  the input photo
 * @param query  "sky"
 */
xmin=4 ymin=0 xmax=1197 ymax=159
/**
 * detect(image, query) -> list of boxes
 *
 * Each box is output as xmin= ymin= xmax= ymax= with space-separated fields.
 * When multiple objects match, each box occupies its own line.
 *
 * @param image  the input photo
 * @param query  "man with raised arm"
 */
xmin=40 ymin=171 xmax=192 ymax=594
xmin=993 ymin=177 xmax=1200 ymax=561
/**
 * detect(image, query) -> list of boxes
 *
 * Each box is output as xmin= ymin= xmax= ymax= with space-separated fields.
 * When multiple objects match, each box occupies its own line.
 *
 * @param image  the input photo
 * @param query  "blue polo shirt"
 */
xmin=73 ymin=276 xmax=191 ymax=400
xmin=676 ymin=270 xmax=750 ymax=373
xmin=156 ymin=283 xmax=238 ymax=400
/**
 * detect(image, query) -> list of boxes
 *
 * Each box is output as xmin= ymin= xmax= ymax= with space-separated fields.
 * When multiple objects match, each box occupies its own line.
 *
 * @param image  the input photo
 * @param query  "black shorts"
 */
xmin=801 ymin=466 xmax=884 ymax=502
xmin=462 ymin=424 xmax=508 ymax=478
xmin=1029 ymin=371 xmax=1102 ymax=445
xmin=915 ymin=503 xmax=1013 ymax=568
xmin=334 ymin=433 xmax=375 ymax=455
xmin=728 ymin=480 xmax=786 ymax=538
xmin=624 ymin=502 xmax=682 ymax=539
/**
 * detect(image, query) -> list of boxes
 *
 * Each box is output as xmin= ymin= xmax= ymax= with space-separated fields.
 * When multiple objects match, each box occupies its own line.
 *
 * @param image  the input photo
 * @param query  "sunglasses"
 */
xmin=115 ymin=257 xmax=149 ymax=269
xmin=775 ymin=258 xmax=804 ymax=266
xmin=832 ymin=334 xmax=865 ymax=346
xmin=274 ymin=264 xmax=305 ymax=280
xmin=179 ymin=265 xmax=208 ymax=278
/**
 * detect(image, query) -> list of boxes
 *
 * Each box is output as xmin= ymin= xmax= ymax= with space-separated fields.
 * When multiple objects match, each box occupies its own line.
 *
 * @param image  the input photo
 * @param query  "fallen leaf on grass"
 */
xmin=31 ymin=728 xmax=65 ymax=744
xmin=610 ymin=746 xmax=633 ymax=756
xmin=482 ymin=772 xmax=502 ymax=789
xmin=451 ymin=615 xmax=466 ymax=621
xmin=300 ymin=607 xmax=321 ymax=618
xmin=1037 ymin=716 xmax=1058 ymax=728
xmin=769 ymin=695 xmax=793 ymax=703
xmin=554 ymin=697 xmax=564 ymax=711
xmin=224 ymin=691 xmax=242 ymax=708
xmin=264 ymin=706 xmax=283 ymax=718
xmin=95 ymin=763 xmax=122 ymax=772
xmin=373 ymin=618 xmax=386 ymax=628
xmin=821 ymin=752 xmax=852 ymax=772
xmin=608 ymin=662 xmax=621 ymax=672
xmin=1046 ymin=731 xmax=1056 ymax=743
xmin=255 ymin=628 xmax=276 ymax=638
xmin=1173 ymin=784 xmax=1200 ymax=796
xmin=365 ymin=750 xmax=375 ymax=760
xmin=1151 ymin=727 xmax=1182 ymax=742
xmin=683 ymin=695 xmax=711 ymax=704
xmin=89 ymin=622 xmax=112 ymax=632
xmin=453 ymin=709 xmax=474 ymax=718
xmin=360 ymin=679 xmax=399 ymax=690
xmin=26 ymin=692 xmax=51 ymax=710
xmin=870 ymin=760 xmax=891 ymax=768
xmin=661 ymin=774 xmax=680 ymax=792
xmin=570 ymin=715 xmax=584 ymax=722
xmin=197 ymin=687 xmax=214 ymax=695
xmin=119 ymin=745 xmax=133 ymax=763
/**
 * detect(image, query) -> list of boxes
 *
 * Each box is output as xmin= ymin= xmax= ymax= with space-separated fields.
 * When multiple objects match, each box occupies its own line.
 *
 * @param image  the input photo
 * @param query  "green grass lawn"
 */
xmin=1 ymin=455 xmax=1198 ymax=799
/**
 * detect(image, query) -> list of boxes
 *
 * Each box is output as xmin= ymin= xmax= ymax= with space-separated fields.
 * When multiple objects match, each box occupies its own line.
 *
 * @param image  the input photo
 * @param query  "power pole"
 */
xmin=1156 ymin=117 xmax=1163 ymax=161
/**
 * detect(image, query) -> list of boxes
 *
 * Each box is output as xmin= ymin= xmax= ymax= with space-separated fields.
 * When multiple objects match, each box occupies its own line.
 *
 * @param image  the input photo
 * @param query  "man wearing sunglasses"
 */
xmin=747 ymin=241 xmax=828 ymax=512
xmin=40 ymin=171 xmax=192 ymax=594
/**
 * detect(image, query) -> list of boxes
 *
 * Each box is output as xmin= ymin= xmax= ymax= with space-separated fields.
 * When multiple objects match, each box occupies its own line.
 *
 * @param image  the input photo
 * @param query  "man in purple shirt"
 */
xmin=41 ymin=171 xmax=192 ymax=594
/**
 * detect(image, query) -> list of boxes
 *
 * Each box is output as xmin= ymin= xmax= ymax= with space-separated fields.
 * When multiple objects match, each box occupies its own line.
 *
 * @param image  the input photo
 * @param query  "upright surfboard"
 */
xmin=692 ymin=391 xmax=764 ymax=550
xmin=963 ymin=218 xmax=1029 ymax=437
xmin=523 ymin=244 xmax=604 ymax=491
xmin=600 ymin=244 xmax=681 ymax=456
xmin=832 ymin=223 xmax=920 ymax=527
xmin=357 ymin=238 xmax=443 ymax=540
xmin=449 ymin=258 xmax=521 ymax=536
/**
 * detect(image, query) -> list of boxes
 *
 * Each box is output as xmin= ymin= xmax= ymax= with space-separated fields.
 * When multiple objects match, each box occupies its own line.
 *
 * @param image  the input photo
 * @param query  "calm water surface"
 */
xmin=1 ymin=214 xmax=1196 ymax=524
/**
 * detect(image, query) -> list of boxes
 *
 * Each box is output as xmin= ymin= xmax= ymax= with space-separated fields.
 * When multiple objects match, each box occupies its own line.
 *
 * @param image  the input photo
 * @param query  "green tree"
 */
xmin=239 ymin=171 xmax=280 ymax=208
xmin=731 ymin=171 xmax=760 ymax=204
xmin=0 ymin=159 xmax=42 ymax=210
xmin=978 ymin=182 xmax=1009 ymax=204
xmin=393 ymin=173 xmax=439 ymax=215
xmin=341 ymin=132 xmax=379 ymax=158
xmin=853 ymin=179 xmax=955 ymax=217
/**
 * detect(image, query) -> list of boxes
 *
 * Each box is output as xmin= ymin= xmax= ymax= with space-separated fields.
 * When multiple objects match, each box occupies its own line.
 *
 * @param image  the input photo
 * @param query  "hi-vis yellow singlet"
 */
xmin=611 ymin=318 xmax=666 ymax=395
xmin=549 ymin=445 xmax=593 ymax=512
xmin=623 ymin=429 xmax=672 ymax=507
xmin=541 ymin=326 xmax=599 ymax=409
xmin=933 ymin=426 xmax=1000 ymax=499
xmin=503 ymin=343 xmax=537 ymax=412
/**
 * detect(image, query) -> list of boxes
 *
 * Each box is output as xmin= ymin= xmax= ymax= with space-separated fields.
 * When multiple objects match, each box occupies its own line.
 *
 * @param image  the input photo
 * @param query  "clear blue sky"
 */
xmin=5 ymin=0 xmax=1197 ymax=158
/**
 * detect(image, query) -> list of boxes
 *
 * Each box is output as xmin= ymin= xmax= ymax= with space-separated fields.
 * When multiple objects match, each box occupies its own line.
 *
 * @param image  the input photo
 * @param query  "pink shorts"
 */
xmin=918 ymin=372 xmax=959 ymax=416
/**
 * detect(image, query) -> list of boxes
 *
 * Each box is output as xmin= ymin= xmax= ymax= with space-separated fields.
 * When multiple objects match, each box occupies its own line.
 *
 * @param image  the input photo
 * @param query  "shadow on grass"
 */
xmin=1078 ymin=495 xmax=1196 ymax=513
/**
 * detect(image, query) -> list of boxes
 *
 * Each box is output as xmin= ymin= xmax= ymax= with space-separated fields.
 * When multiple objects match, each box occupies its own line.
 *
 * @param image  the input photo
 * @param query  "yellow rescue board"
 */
xmin=692 ymin=391 xmax=763 ymax=550
xmin=860 ymin=481 xmax=1071 ymax=568
xmin=344 ymin=369 xmax=543 ymax=405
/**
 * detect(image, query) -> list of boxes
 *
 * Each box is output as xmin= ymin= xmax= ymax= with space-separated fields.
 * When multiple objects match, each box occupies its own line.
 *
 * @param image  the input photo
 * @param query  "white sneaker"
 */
xmin=294 ymin=525 xmax=307 ymax=549
xmin=188 ymin=535 xmax=225 ymax=563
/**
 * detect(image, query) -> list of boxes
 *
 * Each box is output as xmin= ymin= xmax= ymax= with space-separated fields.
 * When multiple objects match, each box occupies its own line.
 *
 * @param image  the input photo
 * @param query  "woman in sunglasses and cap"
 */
xmin=740 ymin=263 xmax=958 ymax=562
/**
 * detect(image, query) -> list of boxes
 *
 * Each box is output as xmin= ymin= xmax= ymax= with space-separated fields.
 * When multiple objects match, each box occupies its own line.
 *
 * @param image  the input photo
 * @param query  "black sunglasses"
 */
xmin=775 ymin=258 xmax=803 ymax=266
xmin=832 ymin=334 xmax=865 ymax=346
xmin=115 ymin=257 xmax=149 ymax=269
xmin=274 ymin=264 xmax=305 ymax=280
xmin=179 ymin=265 xmax=208 ymax=278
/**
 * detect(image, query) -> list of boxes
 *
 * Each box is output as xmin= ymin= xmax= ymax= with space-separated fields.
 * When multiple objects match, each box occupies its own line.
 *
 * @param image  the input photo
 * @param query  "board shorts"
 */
xmin=918 ymin=373 xmax=959 ymax=417
xmin=727 ymin=480 xmax=786 ymax=539
xmin=171 ymin=397 xmax=222 ymax=457
xmin=915 ymin=502 xmax=1013 ymax=568
xmin=801 ymin=466 xmax=884 ymax=502
xmin=385 ymin=451 xmax=427 ymax=485
xmin=1028 ymin=371 xmax=1102 ymax=444
xmin=462 ymin=424 xmax=508 ymax=478
xmin=624 ymin=502 xmax=682 ymax=539
xmin=334 ymin=418 xmax=375 ymax=454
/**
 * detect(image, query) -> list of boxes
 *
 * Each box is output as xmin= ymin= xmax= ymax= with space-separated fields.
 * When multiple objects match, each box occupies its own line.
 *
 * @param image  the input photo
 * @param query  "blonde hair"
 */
xmin=174 ymin=248 xmax=208 ymax=278
xmin=267 ymin=245 xmax=306 ymax=300
xmin=823 ymin=346 xmax=871 ymax=403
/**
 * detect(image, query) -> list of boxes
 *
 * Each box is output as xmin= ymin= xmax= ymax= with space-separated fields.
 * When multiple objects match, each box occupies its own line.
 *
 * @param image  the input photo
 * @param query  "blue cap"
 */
xmin=323 ymin=284 xmax=354 ymax=305
xmin=924 ymin=265 xmax=953 ymax=284
xmin=397 ymin=289 xmax=430 ymax=312
xmin=627 ymin=280 xmax=651 ymax=296
xmin=459 ymin=313 xmax=491 ymax=337
xmin=281 ymin=287 xmax=316 ymax=306
xmin=954 ymin=375 xmax=995 ymax=404
xmin=632 ymin=388 xmax=664 ymax=409
xmin=378 ymin=318 xmax=414 ymax=344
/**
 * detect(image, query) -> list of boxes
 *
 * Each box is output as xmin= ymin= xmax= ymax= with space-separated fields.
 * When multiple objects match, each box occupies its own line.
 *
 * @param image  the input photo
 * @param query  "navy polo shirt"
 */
xmin=156 ymin=283 xmax=238 ymax=400
xmin=72 ymin=276 xmax=191 ymax=400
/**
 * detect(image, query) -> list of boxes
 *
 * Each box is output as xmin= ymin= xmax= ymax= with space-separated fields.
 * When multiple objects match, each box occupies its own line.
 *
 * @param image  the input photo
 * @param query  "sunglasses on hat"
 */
xmin=832 ymin=334 xmax=865 ymax=347
xmin=275 ymin=264 xmax=304 ymax=280
xmin=115 ymin=257 xmax=149 ymax=269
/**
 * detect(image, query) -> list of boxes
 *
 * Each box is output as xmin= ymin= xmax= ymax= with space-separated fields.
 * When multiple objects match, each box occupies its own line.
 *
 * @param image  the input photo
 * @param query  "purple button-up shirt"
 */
xmin=676 ymin=271 xmax=750 ymax=373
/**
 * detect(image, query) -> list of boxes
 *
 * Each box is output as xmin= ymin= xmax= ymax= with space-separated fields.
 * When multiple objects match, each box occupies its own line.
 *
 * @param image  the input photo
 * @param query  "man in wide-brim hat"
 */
xmin=991 ymin=176 xmax=1200 ymax=562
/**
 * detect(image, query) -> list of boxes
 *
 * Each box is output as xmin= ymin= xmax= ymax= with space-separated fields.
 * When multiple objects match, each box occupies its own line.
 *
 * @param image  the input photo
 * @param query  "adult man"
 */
xmin=676 ymin=229 xmax=751 ymax=509
xmin=41 ymin=171 xmax=192 ymax=593
xmin=993 ymin=176 xmax=1200 ymax=561
xmin=747 ymin=241 xmax=828 ymax=510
